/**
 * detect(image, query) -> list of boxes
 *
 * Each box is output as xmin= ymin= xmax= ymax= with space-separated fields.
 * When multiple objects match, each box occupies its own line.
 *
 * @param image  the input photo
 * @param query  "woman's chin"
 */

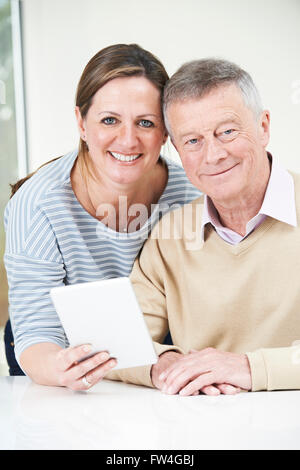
xmin=105 ymin=168 xmax=145 ymax=186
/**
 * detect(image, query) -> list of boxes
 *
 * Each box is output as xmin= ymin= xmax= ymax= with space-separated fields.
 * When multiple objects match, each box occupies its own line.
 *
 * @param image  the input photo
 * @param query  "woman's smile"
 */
xmin=108 ymin=151 xmax=143 ymax=163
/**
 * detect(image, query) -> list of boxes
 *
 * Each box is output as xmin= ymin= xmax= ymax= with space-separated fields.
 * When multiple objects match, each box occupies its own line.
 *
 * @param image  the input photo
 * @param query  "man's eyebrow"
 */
xmin=216 ymin=118 xmax=240 ymax=127
xmin=178 ymin=118 xmax=241 ymax=139
xmin=178 ymin=130 xmax=201 ymax=139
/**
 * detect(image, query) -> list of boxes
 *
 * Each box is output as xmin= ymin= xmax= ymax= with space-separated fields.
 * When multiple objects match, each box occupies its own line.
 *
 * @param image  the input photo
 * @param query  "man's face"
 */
xmin=167 ymin=84 xmax=270 ymax=205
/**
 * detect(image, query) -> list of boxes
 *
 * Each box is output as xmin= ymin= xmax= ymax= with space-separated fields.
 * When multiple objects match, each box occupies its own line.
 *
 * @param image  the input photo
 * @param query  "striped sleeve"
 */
xmin=4 ymin=253 xmax=67 ymax=360
xmin=4 ymin=198 xmax=67 ymax=362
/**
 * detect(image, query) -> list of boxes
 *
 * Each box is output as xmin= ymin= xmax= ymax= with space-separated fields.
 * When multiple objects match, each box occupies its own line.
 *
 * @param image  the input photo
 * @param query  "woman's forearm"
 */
xmin=19 ymin=342 xmax=64 ymax=386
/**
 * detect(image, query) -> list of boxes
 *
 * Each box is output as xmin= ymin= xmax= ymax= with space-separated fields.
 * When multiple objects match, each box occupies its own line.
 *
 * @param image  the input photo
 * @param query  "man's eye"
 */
xmin=219 ymin=128 xmax=238 ymax=141
xmin=102 ymin=117 xmax=117 ymax=125
xmin=139 ymin=119 xmax=153 ymax=128
xmin=187 ymin=138 xmax=198 ymax=144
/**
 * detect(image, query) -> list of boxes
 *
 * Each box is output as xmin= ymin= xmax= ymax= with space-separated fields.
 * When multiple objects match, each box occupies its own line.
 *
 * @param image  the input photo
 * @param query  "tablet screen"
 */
xmin=50 ymin=277 xmax=157 ymax=369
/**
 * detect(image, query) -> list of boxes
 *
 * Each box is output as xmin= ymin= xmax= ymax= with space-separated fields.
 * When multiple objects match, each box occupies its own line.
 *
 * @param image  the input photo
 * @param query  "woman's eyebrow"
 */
xmin=97 ymin=111 xmax=161 ymax=119
xmin=97 ymin=111 xmax=121 ymax=116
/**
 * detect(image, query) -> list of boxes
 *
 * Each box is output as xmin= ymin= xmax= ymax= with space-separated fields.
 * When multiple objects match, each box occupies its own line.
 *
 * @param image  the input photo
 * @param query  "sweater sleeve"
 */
xmin=246 ymin=345 xmax=300 ymax=391
xmin=105 ymin=235 xmax=183 ymax=387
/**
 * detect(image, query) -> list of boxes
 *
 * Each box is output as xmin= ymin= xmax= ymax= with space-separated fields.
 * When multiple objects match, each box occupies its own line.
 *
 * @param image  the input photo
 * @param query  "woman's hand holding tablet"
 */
xmin=50 ymin=277 xmax=158 ymax=390
xmin=55 ymin=344 xmax=117 ymax=390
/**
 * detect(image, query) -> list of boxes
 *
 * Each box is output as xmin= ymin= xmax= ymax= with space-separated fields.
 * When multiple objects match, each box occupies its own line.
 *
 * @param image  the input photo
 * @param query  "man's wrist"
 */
xmin=151 ymin=350 xmax=181 ymax=388
xmin=239 ymin=353 xmax=252 ymax=390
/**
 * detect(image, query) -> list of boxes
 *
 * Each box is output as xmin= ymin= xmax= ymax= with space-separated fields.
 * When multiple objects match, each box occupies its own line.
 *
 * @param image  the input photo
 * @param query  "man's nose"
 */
xmin=204 ymin=137 xmax=228 ymax=164
xmin=117 ymin=124 xmax=139 ymax=150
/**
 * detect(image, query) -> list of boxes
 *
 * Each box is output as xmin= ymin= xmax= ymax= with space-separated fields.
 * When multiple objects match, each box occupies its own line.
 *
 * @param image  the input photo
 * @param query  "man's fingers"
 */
xmin=161 ymin=360 xmax=211 ymax=394
xmin=200 ymin=385 xmax=221 ymax=396
xmin=217 ymin=384 xmax=241 ymax=395
xmin=197 ymin=384 xmax=241 ymax=396
xmin=159 ymin=352 xmax=210 ymax=383
xmin=178 ymin=373 xmax=215 ymax=396
xmin=161 ymin=368 xmax=202 ymax=395
xmin=159 ymin=362 xmax=183 ymax=382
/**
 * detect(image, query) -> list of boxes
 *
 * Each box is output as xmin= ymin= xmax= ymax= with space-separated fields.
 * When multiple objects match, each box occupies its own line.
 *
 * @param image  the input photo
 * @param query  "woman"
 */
xmin=4 ymin=44 xmax=201 ymax=390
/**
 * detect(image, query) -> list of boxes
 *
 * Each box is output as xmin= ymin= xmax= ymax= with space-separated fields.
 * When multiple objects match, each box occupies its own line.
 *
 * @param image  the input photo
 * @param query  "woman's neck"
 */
xmin=71 ymin=155 xmax=168 ymax=232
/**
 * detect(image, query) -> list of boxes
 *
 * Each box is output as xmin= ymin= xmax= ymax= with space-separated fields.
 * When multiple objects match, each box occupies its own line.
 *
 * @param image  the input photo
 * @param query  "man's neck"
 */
xmin=212 ymin=155 xmax=271 ymax=236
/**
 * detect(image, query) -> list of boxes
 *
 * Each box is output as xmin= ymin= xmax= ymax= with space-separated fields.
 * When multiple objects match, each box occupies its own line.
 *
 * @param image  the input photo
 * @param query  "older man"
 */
xmin=107 ymin=58 xmax=300 ymax=395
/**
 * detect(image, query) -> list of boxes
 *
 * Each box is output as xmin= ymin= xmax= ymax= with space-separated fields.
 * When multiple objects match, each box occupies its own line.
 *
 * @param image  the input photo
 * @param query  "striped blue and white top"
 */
xmin=4 ymin=150 xmax=202 ymax=362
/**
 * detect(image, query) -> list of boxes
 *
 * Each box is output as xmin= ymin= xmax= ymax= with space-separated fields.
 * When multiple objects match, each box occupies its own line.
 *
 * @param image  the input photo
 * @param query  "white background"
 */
xmin=21 ymin=0 xmax=300 ymax=171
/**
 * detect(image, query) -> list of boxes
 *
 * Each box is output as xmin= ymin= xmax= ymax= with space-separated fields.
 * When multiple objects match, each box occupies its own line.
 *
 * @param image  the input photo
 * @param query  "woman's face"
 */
xmin=76 ymin=76 xmax=167 ymax=186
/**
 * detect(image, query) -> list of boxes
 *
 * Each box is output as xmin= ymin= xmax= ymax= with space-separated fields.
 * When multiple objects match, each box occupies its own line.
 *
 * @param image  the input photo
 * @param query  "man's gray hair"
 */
xmin=163 ymin=58 xmax=263 ymax=133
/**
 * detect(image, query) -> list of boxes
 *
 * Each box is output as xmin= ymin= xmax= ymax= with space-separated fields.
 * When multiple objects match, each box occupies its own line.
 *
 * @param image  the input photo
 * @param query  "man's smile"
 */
xmin=203 ymin=163 xmax=240 ymax=177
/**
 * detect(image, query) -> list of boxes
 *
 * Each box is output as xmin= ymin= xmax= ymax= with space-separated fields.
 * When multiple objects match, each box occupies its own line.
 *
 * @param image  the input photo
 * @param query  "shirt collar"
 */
xmin=201 ymin=154 xmax=297 ymax=241
xmin=259 ymin=156 xmax=297 ymax=227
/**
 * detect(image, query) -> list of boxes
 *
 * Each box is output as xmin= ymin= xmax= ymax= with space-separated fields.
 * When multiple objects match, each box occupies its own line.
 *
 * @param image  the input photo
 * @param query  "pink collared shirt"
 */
xmin=201 ymin=157 xmax=297 ymax=245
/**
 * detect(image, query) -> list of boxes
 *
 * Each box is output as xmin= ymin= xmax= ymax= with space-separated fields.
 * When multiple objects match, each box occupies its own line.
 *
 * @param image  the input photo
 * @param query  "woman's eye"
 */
xmin=102 ymin=117 xmax=117 ymax=125
xmin=139 ymin=119 xmax=153 ymax=128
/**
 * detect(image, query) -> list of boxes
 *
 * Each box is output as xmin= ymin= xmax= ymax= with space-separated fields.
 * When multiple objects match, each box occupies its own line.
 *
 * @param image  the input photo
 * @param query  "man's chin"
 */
xmin=206 ymin=187 xmax=241 ymax=206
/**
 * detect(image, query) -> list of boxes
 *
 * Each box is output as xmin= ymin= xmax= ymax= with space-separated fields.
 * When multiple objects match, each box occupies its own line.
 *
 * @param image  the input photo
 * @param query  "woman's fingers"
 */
xmin=56 ymin=344 xmax=94 ymax=371
xmin=56 ymin=345 xmax=117 ymax=390
xmin=76 ymin=357 xmax=117 ymax=390
xmin=65 ymin=351 xmax=111 ymax=382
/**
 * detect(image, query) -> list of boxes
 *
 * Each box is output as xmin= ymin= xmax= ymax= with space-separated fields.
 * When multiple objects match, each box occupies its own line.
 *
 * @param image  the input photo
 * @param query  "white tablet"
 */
xmin=50 ymin=277 xmax=157 ymax=370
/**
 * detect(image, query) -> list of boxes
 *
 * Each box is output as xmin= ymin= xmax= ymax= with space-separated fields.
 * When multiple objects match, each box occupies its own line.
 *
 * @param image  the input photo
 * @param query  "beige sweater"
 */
xmin=107 ymin=173 xmax=300 ymax=391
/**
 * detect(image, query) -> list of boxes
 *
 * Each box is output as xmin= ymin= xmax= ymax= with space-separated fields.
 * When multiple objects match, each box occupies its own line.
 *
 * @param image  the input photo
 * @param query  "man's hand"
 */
xmin=157 ymin=348 xmax=252 ymax=396
xmin=151 ymin=351 xmax=182 ymax=389
xmin=151 ymin=349 xmax=245 ymax=396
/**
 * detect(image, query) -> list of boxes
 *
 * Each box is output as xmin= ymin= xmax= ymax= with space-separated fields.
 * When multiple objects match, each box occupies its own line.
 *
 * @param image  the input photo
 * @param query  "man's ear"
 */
xmin=75 ymin=106 xmax=86 ymax=140
xmin=259 ymin=110 xmax=270 ymax=148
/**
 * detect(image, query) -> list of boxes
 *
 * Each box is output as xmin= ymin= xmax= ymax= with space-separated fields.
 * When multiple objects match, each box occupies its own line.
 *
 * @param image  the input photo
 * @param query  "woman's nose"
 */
xmin=117 ymin=124 xmax=139 ymax=150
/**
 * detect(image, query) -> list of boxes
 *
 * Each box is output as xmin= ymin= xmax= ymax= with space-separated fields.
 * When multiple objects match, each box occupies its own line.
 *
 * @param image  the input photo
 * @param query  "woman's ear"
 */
xmin=75 ymin=106 xmax=86 ymax=141
xmin=162 ymin=131 xmax=168 ymax=145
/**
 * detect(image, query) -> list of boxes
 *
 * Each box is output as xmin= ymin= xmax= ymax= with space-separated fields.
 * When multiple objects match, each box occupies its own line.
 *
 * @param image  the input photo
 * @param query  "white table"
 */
xmin=0 ymin=376 xmax=299 ymax=450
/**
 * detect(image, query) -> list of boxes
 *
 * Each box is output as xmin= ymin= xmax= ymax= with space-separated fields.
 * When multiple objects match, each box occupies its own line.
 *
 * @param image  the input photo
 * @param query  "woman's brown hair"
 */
xmin=10 ymin=43 xmax=169 ymax=197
